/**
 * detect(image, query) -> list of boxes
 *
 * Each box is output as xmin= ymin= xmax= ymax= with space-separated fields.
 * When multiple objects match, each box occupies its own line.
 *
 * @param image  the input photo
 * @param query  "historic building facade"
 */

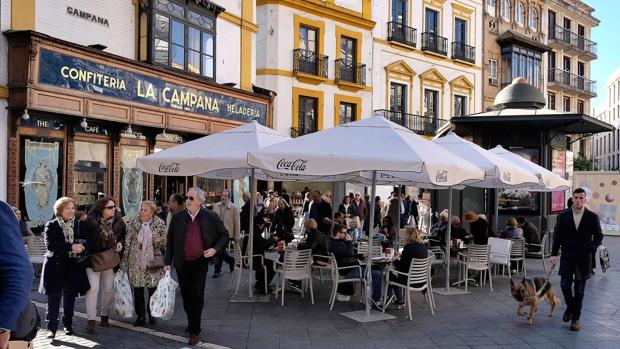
xmin=372 ymin=0 xmax=484 ymax=136
xmin=2 ymin=0 xmax=271 ymax=229
xmin=592 ymin=67 xmax=620 ymax=170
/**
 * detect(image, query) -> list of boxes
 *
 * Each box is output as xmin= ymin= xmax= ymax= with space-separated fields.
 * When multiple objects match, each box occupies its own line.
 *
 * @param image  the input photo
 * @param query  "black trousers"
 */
xmin=178 ymin=257 xmax=208 ymax=336
xmin=46 ymin=287 xmax=76 ymax=333
xmin=133 ymin=287 xmax=156 ymax=320
xmin=254 ymin=258 xmax=276 ymax=292
xmin=561 ymin=275 xmax=587 ymax=321
xmin=214 ymin=252 xmax=235 ymax=273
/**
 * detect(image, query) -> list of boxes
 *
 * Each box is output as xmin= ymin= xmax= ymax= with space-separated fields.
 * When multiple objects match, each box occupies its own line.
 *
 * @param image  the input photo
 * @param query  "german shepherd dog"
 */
xmin=510 ymin=277 xmax=561 ymax=326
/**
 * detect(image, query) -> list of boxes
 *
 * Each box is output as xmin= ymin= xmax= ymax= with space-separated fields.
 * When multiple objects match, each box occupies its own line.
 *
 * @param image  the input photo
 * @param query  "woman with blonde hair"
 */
xmin=387 ymin=227 xmax=429 ymax=307
xmin=500 ymin=217 xmax=524 ymax=239
xmin=297 ymin=218 xmax=328 ymax=265
xmin=39 ymin=197 xmax=90 ymax=338
xmin=121 ymin=200 xmax=167 ymax=326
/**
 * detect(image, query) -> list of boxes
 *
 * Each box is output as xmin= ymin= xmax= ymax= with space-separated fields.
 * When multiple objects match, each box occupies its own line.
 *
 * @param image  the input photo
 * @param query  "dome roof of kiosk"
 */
xmin=493 ymin=77 xmax=546 ymax=110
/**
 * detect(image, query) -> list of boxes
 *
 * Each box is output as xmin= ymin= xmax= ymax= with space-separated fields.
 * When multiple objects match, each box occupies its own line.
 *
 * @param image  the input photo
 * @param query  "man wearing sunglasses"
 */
xmin=164 ymin=187 xmax=229 ymax=345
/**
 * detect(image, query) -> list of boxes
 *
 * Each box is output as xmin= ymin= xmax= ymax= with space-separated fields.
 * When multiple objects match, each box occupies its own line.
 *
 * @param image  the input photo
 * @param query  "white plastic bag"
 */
xmin=150 ymin=271 xmax=178 ymax=320
xmin=112 ymin=271 xmax=133 ymax=318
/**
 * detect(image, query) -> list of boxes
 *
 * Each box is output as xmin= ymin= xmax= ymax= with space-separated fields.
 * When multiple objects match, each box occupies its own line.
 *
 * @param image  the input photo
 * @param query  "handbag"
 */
xmin=91 ymin=247 xmax=120 ymax=272
xmin=147 ymin=254 xmax=165 ymax=269
xmin=9 ymin=300 xmax=40 ymax=342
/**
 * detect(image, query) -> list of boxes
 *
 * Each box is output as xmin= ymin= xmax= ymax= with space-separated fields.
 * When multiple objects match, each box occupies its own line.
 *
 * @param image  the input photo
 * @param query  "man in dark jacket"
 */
xmin=165 ymin=187 xmax=229 ymax=345
xmin=550 ymin=188 xmax=603 ymax=332
xmin=0 ymin=201 xmax=33 ymax=349
xmin=309 ymin=191 xmax=332 ymax=238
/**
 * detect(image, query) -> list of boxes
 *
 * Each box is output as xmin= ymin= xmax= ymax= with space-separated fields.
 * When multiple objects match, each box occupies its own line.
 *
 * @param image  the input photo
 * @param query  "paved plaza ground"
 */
xmin=27 ymin=236 xmax=620 ymax=349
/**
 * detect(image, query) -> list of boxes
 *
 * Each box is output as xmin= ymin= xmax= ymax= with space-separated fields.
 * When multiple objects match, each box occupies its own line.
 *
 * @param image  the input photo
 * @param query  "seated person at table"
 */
xmin=270 ymin=198 xmax=295 ymax=243
xmin=464 ymin=211 xmax=491 ymax=245
xmin=500 ymin=217 xmax=524 ymax=239
xmin=431 ymin=210 xmax=449 ymax=238
xmin=377 ymin=216 xmax=398 ymax=245
xmin=387 ymin=228 xmax=429 ymax=307
xmin=329 ymin=224 xmax=383 ymax=306
xmin=297 ymin=219 xmax=329 ymax=265
xmin=450 ymin=216 xmax=468 ymax=242
xmin=333 ymin=211 xmax=347 ymax=226
xmin=242 ymin=212 xmax=277 ymax=294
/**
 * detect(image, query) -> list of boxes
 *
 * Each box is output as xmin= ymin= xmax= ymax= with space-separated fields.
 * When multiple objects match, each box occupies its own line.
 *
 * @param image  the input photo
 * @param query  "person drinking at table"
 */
xmin=386 ymin=227 xmax=429 ymax=309
xmin=329 ymin=224 xmax=383 ymax=308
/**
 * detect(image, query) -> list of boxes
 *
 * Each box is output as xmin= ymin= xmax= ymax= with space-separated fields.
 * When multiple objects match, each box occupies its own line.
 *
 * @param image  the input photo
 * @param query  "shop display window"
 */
xmin=73 ymin=141 xmax=108 ymax=211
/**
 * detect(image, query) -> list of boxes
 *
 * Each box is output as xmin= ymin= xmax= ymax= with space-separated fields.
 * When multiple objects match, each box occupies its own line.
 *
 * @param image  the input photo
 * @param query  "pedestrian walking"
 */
xmin=82 ymin=197 xmax=126 ymax=332
xmin=164 ymin=187 xmax=229 ymax=345
xmin=308 ymin=190 xmax=332 ymax=239
xmin=120 ymin=201 xmax=167 ymax=326
xmin=0 ymin=201 xmax=35 ymax=349
xmin=385 ymin=192 xmax=400 ymax=229
xmin=39 ymin=197 xmax=90 ymax=338
xmin=212 ymin=190 xmax=239 ymax=278
xmin=550 ymin=188 xmax=603 ymax=331
xmin=166 ymin=193 xmax=185 ymax=229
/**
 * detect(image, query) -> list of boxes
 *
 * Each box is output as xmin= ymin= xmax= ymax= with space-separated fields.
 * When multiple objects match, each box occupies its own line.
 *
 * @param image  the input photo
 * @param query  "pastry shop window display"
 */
xmin=73 ymin=141 xmax=109 ymax=211
xmin=196 ymin=178 xmax=225 ymax=206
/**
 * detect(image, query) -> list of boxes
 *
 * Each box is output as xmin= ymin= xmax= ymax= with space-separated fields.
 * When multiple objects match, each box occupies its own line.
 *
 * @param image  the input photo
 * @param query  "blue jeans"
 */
xmin=560 ymin=275 xmax=586 ymax=321
xmin=346 ymin=266 xmax=383 ymax=301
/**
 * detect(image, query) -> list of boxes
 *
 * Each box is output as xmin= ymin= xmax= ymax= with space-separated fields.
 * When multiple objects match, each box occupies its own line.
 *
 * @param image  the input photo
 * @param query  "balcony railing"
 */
xmin=547 ymin=68 xmax=597 ymax=96
xmin=387 ymin=21 xmax=417 ymax=48
xmin=335 ymin=59 xmax=366 ymax=86
xmin=293 ymin=49 xmax=328 ymax=77
xmin=451 ymin=42 xmax=475 ymax=63
xmin=548 ymin=25 xmax=597 ymax=57
xmin=421 ymin=32 xmax=448 ymax=56
xmin=374 ymin=109 xmax=448 ymax=136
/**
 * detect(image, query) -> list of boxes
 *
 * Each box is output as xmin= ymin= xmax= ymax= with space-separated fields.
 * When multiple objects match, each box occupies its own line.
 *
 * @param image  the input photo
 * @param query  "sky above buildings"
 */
xmin=589 ymin=0 xmax=618 ymax=113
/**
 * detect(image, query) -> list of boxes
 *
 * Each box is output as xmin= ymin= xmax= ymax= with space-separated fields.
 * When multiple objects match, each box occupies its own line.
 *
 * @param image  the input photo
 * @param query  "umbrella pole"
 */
xmin=494 ymin=189 xmax=500 ymax=234
xmin=366 ymin=170 xmax=377 ymax=316
xmin=444 ymin=188 xmax=453 ymax=293
xmin=248 ymin=168 xmax=256 ymax=299
xmin=331 ymin=181 xmax=336 ymax=232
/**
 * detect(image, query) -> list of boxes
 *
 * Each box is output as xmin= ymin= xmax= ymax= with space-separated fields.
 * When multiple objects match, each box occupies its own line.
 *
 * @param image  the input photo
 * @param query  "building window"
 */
xmin=548 ymin=93 xmax=556 ymax=110
xmin=489 ymin=59 xmax=498 ymax=84
xmin=486 ymin=0 xmax=496 ymax=16
xmin=298 ymin=96 xmax=318 ymax=135
xmin=425 ymin=8 xmax=440 ymax=34
xmin=389 ymin=82 xmax=407 ymax=116
xmin=577 ymin=100 xmax=585 ymax=114
xmin=501 ymin=46 xmax=542 ymax=88
xmin=501 ymin=0 xmax=510 ymax=20
xmin=147 ymin=0 xmax=217 ymax=78
xmin=529 ymin=7 xmax=538 ymax=31
xmin=74 ymin=141 xmax=109 ymax=212
xmin=424 ymin=89 xmax=439 ymax=119
xmin=339 ymin=36 xmax=357 ymax=82
xmin=454 ymin=95 xmax=468 ymax=117
xmin=339 ymin=102 xmax=356 ymax=125
xmin=515 ymin=2 xmax=525 ymax=26
xmin=563 ymin=96 xmax=571 ymax=112
xmin=392 ymin=0 xmax=408 ymax=23
xmin=300 ymin=25 xmax=317 ymax=53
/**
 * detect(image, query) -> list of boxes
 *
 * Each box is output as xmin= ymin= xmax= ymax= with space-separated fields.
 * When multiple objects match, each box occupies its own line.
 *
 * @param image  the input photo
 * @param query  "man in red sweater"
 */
xmin=165 ymin=187 xmax=229 ymax=345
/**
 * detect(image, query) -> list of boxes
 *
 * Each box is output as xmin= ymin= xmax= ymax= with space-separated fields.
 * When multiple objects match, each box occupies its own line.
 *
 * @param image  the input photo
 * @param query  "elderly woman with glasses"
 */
xmin=121 ymin=201 xmax=167 ymax=326
xmin=82 ymin=197 xmax=126 ymax=333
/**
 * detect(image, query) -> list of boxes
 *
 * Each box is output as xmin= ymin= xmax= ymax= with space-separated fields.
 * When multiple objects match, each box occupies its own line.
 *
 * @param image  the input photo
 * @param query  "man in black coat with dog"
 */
xmin=550 ymin=187 xmax=603 ymax=332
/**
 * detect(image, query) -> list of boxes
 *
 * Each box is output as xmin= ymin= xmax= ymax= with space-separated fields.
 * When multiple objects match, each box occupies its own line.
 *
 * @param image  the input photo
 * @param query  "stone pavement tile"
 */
xmin=500 ymin=344 xmax=536 ymax=349
xmin=529 ymin=343 xmax=566 ymax=349
xmin=458 ymin=336 xmax=498 ymax=346
xmin=407 ymin=344 xmax=439 ymax=349
xmin=246 ymin=340 xmax=280 ymax=349
xmin=399 ymin=334 xmax=435 ymax=346
xmin=370 ymin=338 xmax=410 ymax=349
xmin=277 ymin=340 xmax=314 ymax=349
xmin=520 ymin=334 xmax=554 ymax=344
xmin=431 ymin=335 xmax=468 ymax=346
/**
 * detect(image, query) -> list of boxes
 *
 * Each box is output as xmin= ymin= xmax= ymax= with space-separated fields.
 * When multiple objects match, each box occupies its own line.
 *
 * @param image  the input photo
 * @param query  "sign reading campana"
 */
xmin=38 ymin=49 xmax=267 ymax=125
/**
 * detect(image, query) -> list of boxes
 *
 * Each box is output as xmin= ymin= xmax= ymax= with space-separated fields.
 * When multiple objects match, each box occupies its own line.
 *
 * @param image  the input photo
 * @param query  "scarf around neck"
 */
xmin=137 ymin=220 xmax=155 ymax=270
xmin=58 ymin=217 xmax=75 ymax=243
xmin=98 ymin=216 xmax=116 ymax=248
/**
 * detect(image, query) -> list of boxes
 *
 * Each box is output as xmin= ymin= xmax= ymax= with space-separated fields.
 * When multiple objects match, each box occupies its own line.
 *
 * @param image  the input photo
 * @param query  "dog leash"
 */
xmin=535 ymin=261 xmax=557 ymax=298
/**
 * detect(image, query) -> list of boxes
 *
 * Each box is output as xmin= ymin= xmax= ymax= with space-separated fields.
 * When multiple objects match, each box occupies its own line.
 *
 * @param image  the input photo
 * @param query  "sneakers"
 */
xmin=336 ymin=294 xmax=351 ymax=302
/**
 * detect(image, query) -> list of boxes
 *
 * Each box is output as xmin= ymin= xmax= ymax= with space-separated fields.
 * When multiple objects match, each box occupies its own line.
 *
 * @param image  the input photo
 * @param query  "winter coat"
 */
xmin=338 ymin=203 xmax=355 ymax=216
xmin=121 ymin=215 xmax=167 ymax=288
xmin=298 ymin=228 xmax=328 ymax=262
xmin=329 ymin=239 xmax=358 ymax=274
xmin=270 ymin=207 xmax=295 ymax=243
xmin=82 ymin=209 xmax=127 ymax=269
xmin=500 ymin=226 xmax=524 ymax=239
xmin=213 ymin=202 xmax=241 ymax=241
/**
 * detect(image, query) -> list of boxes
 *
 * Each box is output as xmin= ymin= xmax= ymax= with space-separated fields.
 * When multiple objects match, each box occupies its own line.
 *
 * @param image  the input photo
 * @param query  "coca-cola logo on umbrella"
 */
xmin=435 ymin=170 xmax=448 ymax=183
xmin=502 ymin=171 xmax=512 ymax=182
xmin=159 ymin=162 xmax=181 ymax=173
xmin=276 ymin=159 xmax=308 ymax=172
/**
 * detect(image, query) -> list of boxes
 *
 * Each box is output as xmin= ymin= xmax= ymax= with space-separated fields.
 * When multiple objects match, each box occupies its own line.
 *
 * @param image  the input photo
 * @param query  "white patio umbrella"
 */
xmin=248 ymin=115 xmax=486 ymax=320
xmin=431 ymin=133 xmax=540 ymax=295
xmin=137 ymin=121 xmax=290 ymax=300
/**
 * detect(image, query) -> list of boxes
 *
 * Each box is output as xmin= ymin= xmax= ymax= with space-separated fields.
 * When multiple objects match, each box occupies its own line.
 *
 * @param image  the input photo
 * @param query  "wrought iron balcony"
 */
xmin=335 ymin=59 xmax=366 ymax=86
xmin=387 ymin=21 xmax=417 ymax=48
xmin=293 ymin=49 xmax=328 ymax=78
xmin=451 ymin=42 xmax=475 ymax=63
xmin=548 ymin=25 xmax=597 ymax=58
xmin=547 ymin=68 xmax=597 ymax=97
xmin=374 ymin=109 xmax=448 ymax=136
xmin=421 ymin=32 xmax=448 ymax=56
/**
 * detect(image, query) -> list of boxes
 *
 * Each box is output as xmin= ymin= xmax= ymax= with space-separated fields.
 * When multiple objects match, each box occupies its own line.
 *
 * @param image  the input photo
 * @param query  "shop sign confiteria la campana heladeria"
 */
xmin=38 ymin=49 xmax=267 ymax=125
xmin=66 ymin=7 xmax=110 ymax=26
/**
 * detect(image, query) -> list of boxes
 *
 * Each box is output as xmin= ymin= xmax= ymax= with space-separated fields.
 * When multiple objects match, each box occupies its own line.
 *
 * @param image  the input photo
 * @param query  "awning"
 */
xmin=451 ymin=112 xmax=614 ymax=135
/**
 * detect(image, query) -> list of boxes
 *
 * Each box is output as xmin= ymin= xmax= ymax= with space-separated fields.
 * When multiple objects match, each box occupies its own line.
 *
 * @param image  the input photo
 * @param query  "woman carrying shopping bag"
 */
xmin=39 ymin=197 xmax=90 ymax=339
xmin=121 ymin=201 xmax=167 ymax=326
xmin=82 ymin=197 xmax=126 ymax=333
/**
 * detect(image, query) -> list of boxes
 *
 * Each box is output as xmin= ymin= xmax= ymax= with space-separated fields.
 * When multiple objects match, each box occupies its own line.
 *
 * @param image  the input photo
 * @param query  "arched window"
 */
xmin=529 ymin=7 xmax=538 ymax=31
xmin=515 ymin=2 xmax=525 ymax=26
xmin=487 ymin=0 xmax=496 ymax=16
xmin=501 ymin=0 xmax=510 ymax=20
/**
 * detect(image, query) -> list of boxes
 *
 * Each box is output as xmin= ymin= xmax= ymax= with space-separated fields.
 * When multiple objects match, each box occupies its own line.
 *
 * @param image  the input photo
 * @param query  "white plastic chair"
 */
xmin=28 ymin=235 xmax=46 ymax=266
xmin=229 ymin=241 xmax=268 ymax=295
xmin=357 ymin=242 xmax=383 ymax=258
xmin=457 ymin=244 xmax=492 ymax=292
xmin=510 ymin=238 xmax=527 ymax=276
xmin=488 ymin=237 xmax=513 ymax=277
xmin=328 ymin=253 xmax=366 ymax=311
xmin=526 ymin=234 xmax=550 ymax=273
xmin=311 ymin=254 xmax=332 ymax=284
xmin=274 ymin=249 xmax=314 ymax=306
xmin=383 ymin=256 xmax=434 ymax=320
